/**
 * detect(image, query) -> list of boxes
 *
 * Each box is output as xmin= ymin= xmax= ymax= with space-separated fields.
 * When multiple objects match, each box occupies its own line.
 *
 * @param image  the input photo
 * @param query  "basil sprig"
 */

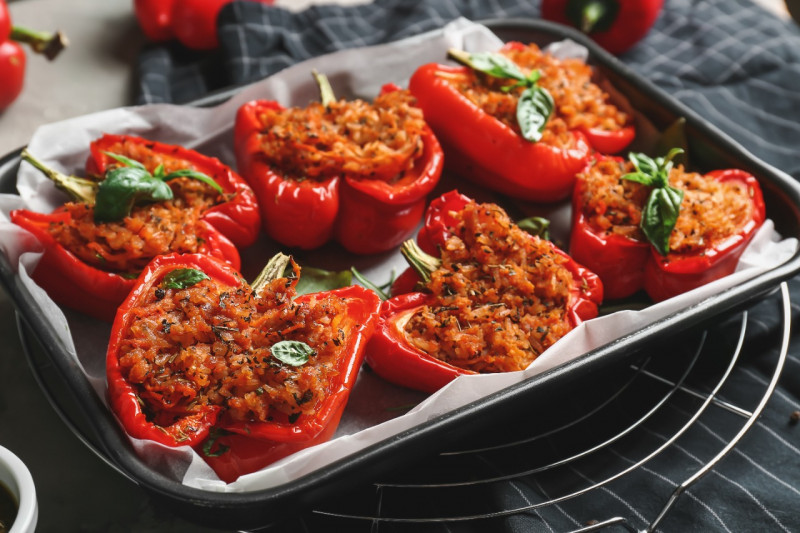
xmin=161 ymin=268 xmax=210 ymax=290
xmin=622 ymin=148 xmax=685 ymax=256
xmin=93 ymin=152 xmax=224 ymax=223
xmin=270 ymin=340 xmax=315 ymax=366
xmin=448 ymin=49 xmax=554 ymax=142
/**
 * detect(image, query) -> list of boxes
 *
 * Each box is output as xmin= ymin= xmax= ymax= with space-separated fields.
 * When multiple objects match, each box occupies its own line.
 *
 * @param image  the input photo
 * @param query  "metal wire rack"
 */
xmin=279 ymin=283 xmax=790 ymax=533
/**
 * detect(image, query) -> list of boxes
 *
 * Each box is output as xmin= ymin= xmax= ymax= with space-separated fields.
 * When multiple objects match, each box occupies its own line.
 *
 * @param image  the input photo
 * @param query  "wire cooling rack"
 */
xmin=276 ymin=283 xmax=791 ymax=533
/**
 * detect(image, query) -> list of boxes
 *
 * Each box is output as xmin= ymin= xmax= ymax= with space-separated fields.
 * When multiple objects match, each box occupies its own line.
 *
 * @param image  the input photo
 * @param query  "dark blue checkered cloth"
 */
xmin=137 ymin=1 xmax=800 ymax=531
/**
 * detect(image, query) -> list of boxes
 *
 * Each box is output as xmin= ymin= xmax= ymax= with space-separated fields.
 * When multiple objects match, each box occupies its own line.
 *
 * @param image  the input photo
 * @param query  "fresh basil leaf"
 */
xmin=454 ymin=50 xmax=526 ymax=81
xmin=294 ymin=266 xmax=352 ymax=296
xmin=641 ymin=185 xmax=684 ymax=256
xmin=517 ymin=216 xmax=550 ymax=240
xmin=103 ymin=151 xmax=147 ymax=170
xmin=517 ymin=86 xmax=554 ymax=143
xmin=93 ymin=166 xmax=174 ymax=222
xmin=153 ymin=164 xmax=166 ymax=179
xmin=270 ymin=340 xmax=314 ymax=366
xmin=620 ymin=170 xmax=655 ymax=186
xmin=628 ymin=152 xmax=661 ymax=183
xmin=162 ymin=169 xmax=224 ymax=195
xmin=161 ymin=268 xmax=210 ymax=290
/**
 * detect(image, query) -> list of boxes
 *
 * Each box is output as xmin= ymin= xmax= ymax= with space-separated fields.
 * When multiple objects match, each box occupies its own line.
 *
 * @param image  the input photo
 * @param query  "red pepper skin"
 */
xmin=0 ymin=39 xmax=24 ymax=111
xmin=133 ymin=0 xmax=176 ymax=42
xmin=541 ymin=0 xmax=664 ymax=55
xmin=10 ymin=209 xmax=238 ymax=321
xmin=570 ymin=164 xmax=766 ymax=302
xmin=135 ymin=0 xmax=275 ymax=49
xmin=409 ymin=62 xmax=591 ymax=203
xmin=368 ymin=190 xmax=603 ymax=393
xmin=86 ymin=134 xmax=261 ymax=248
xmin=0 ymin=0 xmax=10 ymax=41
xmin=106 ymin=253 xmax=381 ymax=483
xmin=234 ymin=87 xmax=444 ymax=254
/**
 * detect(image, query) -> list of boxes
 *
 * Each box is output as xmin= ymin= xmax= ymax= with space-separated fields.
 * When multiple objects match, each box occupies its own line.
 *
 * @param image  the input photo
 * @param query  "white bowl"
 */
xmin=0 ymin=446 xmax=37 ymax=533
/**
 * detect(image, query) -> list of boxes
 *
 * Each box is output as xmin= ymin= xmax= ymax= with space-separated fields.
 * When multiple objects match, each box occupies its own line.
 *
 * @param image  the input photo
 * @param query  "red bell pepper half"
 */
xmin=541 ymin=0 xmax=664 ymax=55
xmin=106 ymin=252 xmax=380 ymax=483
xmin=234 ymin=81 xmax=443 ymax=254
xmin=570 ymin=154 xmax=766 ymax=302
xmin=408 ymin=42 xmax=634 ymax=203
xmin=10 ymin=134 xmax=258 ymax=321
xmin=366 ymin=190 xmax=603 ymax=393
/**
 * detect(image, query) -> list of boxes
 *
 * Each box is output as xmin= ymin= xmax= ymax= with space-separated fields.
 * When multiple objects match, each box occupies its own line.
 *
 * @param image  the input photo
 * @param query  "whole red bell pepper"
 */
xmin=569 ymin=154 xmax=766 ymax=301
xmin=10 ymin=135 xmax=258 ymax=321
xmin=234 ymin=81 xmax=443 ymax=254
xmin=134 ymin=0 xmax=275 ymax=50
xmin=106 ymin=252 xmax=380 ymax=483
xmin=408 ymin=43 xmax=633 ymax=202
xmin=541 ymin=0 xmax=664 ymax=55
xmin=366 ymin=190 xmax=603 ymax=393
xmin=0 ymin=0 xmax=67 ymax=110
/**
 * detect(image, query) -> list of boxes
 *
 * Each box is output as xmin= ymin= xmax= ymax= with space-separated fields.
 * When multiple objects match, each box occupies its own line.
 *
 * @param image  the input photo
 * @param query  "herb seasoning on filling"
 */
xmin=579 ymin=159 xmax=755 ymax=254
xmin=402 ymin=201 xmax=574 ymax=373
xmin=117 ymin=262 xmax=350 ymax=427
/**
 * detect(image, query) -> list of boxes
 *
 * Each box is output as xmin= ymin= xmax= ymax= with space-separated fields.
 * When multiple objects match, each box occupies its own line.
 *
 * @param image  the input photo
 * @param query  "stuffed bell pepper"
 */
xmin=408 ymin=42 xmax=635 ymax=202
xmin=569 ymin=150 xmax=766 ymax=301
xmin=234 ymin=73 xmax=443 ymax=254
xmin=365 ymin=190 xmax=603 ymax=393
xmin=10 ymin=134 xmax=260 ymax=321
xmin=106 ymin=251 xmax=380 ymax=483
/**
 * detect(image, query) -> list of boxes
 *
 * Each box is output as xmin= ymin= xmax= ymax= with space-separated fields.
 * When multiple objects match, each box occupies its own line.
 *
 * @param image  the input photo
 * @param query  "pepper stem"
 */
xmin=400 ymin=240 xmax=441 ymax=285
xmin=251 ymin=252 xmax=293 ymax=295
xmin=312 ymin=69 xmax=336 ymax=107
xmin=10 ymin=26 xmax=68 ymax=61
xmin=446 ymin=48 xmax=471 ymax=66
xmin=21 ymin=148 xmax=98 ymax=205
xmin=580 ymin=1 xmax=606 ymax=34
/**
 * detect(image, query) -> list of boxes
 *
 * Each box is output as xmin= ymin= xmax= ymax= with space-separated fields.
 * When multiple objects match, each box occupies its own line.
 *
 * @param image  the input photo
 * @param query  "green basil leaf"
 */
xmin=455 ymin=50 xmax=526 ymax=81
xmin=93 ymin=166 xmax=174 ymax=222
xmin=294 ymin=266 xmax=352 ymax=296
xmin=628 ymin=152 xmax=661 ymax=181
xmin=162 ymin=169 xmax=224 ymax=195
xmin=620 ymin=171 xmax=656 ymax=186
xmin=161 ymin=268 xmax=210 ymax=290
xmin=517 ymin=216 xmax=550 ymax=240
xmin=103 ymin=151 xmax=147 ymax=170
xmin=517 ymin=86 xmax=554 ymax=143
xmin=641 ymin=185 xmax=684 ymax=256
xmin=270 ymin=340 xmax=314 ymax=366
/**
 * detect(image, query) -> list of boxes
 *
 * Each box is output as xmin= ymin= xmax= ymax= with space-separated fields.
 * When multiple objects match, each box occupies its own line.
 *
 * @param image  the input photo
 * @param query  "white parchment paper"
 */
xmin=0 ymin=18 xmax=796 ymax=493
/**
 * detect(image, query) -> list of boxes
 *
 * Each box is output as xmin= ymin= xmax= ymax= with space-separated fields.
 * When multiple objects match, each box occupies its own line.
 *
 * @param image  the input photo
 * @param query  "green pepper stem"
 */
xmin=581 ymin=1 xmax=607 ymax=34
xmin=400 ymin=240 xmax=441 ymax=285
xmin=312 ymin=69 xmax=336 ymax=107
xmin=21 ymin=148 xmax=98 ymax=205
xmin=10 ymin=26 xmax=68 ymax=61
xmin=251 ymin=252 xmax=293 ymax=295
xmin=446 ymin=48 xmax=471 ymax=66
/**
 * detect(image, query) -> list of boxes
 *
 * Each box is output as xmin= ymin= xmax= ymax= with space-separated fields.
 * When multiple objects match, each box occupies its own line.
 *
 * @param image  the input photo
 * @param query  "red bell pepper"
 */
xmin=86 ymin=134 xmax=261 ymax=248
xmin=569 ymin=155 xmax=766 ymax=301
xmin=106 ymin=252 xmax=380 ymax=483
xmin=10 ymin=135 xmax=258 ymax=321
xmin=541 ymin=0 xmax=664 ymax=55
xmin=0 ymin=0 xmax=66 ymax=110
xmin=134 ymin=0 xmax=275 ymax=50
xmin=366 ymin=190 xmax=603 ymax=393
xmin=408 ymin=42 xmax=634 ymax=202
xmin=234 ymin=81 xmax=443 ymax=254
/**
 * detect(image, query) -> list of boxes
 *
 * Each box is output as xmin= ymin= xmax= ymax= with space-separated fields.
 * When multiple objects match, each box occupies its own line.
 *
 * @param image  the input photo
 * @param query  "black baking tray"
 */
xmin=2 ymin=18 xmax=800 ymax=531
